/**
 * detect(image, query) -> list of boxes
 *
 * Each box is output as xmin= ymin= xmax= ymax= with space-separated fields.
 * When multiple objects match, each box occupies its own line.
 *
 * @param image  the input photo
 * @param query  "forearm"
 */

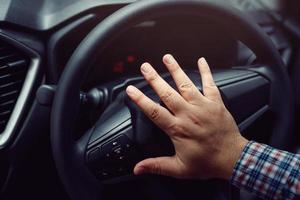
xmin=230 ymin=141 xmax=300 ymax=200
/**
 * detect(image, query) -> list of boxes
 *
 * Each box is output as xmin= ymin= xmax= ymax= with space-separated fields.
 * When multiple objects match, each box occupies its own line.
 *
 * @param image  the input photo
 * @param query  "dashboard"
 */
xmin=56 ymin=6 xmax=292 ymax=91
xmin=0 ymin=0 xmax=293 ymax=111
xmin=58 ymin=16 xmax=238 ymax=88
xmin=46 ymin=0 xmax=288 ymax=89
xmin=0 ymin=0 xmax=285 ymax=30
xmin=0 ymin=0 xmax=289 ymax=89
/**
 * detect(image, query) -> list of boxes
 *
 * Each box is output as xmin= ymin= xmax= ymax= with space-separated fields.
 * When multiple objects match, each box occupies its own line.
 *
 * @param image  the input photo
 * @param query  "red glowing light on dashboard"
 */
xmin=113 ymin=61 xmax=125 ymax=73
xmin=127 ymin=55 xmax=136 ymax=63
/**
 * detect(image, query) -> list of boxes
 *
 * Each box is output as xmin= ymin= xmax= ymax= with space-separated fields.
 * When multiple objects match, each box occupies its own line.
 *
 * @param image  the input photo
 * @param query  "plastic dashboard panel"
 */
xmin=0 ymin=0 xmax=285 ymax=31
xmin=0 ymin=0 xmax=136 ymax=30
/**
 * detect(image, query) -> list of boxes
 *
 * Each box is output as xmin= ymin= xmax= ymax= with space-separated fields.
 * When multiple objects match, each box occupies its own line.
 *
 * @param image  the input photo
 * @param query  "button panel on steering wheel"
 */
xmin=87 ymin=131 xmax=141 ymax=179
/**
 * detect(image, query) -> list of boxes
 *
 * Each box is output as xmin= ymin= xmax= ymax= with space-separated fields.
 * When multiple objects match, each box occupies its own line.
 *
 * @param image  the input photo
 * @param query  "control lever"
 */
xmin=36 ymin=84 xmax=105 ymax=108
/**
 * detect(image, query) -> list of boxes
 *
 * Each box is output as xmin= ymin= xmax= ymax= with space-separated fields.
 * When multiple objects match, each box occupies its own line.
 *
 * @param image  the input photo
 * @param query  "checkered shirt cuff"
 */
xmin=230 ymin=141 xmax=300 ymax=200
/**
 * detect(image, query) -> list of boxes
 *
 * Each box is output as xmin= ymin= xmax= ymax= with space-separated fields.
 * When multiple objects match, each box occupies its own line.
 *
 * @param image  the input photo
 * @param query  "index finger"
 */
xmin=140 ymin=63 xmax=187 ymax=113
xmin=126 ymin=85 xmax=176 ymax=133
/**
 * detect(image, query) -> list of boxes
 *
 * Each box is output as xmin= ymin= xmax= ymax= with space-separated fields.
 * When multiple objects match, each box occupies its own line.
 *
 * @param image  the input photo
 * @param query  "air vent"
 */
xmin=0 ymin=41 xmax=29 ymax=133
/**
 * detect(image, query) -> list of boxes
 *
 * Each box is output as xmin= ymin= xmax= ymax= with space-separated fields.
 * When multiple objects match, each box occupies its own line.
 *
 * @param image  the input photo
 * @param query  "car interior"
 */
xmin=0 ymin=0 xmax=300 ymax=199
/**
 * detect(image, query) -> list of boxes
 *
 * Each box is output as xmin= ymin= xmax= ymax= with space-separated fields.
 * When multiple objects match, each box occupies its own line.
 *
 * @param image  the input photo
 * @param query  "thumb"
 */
xmin=133 ymin=156 xmax=182 ymax=177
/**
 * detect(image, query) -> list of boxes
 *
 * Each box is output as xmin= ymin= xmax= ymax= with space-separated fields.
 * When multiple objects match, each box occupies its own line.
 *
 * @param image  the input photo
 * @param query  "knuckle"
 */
xmin=167 ymin=123 xmax=178 ymax=133
xmin=188 ymin=112 xmax=203 ymax=126
xmin=168 ymin=122 xmax=185 ymax=137
xmin=211 ymin=90 xmax=221 ymax=98
xmin=150 ymin=104 xmax=160 ymax=120
xmin=151 ymin=160 xmax=162 ymax=175
xmin=204 ymin=83 xmax=217 ymax=91
xmin=172 ymin=123 xmax=183 ymax=133
xmin=160 ymin=91 xmax=174 ymax=103
xmin=179 ymin=82 xmax=193 ymax=91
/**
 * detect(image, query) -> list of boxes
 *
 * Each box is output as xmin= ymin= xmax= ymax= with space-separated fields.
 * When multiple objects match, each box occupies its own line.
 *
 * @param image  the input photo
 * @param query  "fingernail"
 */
xmin=141 ymin=63 xmax=152 ymax=73
xmin=199 ymin=57 xmax=207 ymax=65
xmin=126 ymin=85 xmax=136 ymax=95
xmin=164 ymin=54 xmax=174 ymax=64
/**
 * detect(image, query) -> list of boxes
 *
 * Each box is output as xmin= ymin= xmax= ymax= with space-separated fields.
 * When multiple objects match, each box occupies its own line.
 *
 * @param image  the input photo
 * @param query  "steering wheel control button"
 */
xmin=113 ymin=147 xmax=122 ymax=154
xmin=112 ymin=141 xmax=118 ymax=146
xmin=87 ymin=134 xmax=142 ymax=180
xmin=101 ymin=134 xmax=128 ymax=152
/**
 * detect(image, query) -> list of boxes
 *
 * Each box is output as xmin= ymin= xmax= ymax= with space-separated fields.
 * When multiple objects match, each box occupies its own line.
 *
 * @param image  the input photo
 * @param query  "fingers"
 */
xmin=134 ymin=156 xmax=182 ymax=178
xmin=162 ymin=54 xmax=204 ymax=102
xmin=140 ymin=63 xmax=186 ymax=112
xmin=197 ymin=58 xmax=222 ymax=102
xmin=126 ymin=85 xmax=175 ymax=132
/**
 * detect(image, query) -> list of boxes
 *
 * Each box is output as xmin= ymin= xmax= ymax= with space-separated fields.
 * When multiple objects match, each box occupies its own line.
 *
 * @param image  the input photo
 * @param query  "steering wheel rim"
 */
xmin=51 ymin=0 xmax=294 ymax=199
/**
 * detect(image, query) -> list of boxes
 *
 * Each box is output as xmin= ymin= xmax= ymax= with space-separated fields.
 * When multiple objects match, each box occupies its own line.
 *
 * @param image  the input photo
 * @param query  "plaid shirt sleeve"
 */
xmin=230 ymin=141 xmax=300 ymax=200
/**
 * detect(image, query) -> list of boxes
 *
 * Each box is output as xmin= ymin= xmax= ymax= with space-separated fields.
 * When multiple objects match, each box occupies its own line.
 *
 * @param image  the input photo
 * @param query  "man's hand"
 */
xmin=126 ymin=54 xmax=248 ymax=180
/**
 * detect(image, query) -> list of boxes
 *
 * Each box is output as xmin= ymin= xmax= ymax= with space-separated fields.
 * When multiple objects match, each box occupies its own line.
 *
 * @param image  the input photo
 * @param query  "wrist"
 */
xmin=218 ymin=134 xmax=249 ymax=180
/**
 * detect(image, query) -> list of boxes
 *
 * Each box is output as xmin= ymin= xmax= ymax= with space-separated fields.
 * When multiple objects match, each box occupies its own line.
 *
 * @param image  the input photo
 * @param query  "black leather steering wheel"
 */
xmin=51 ymin=1 xmax=294 ymax=200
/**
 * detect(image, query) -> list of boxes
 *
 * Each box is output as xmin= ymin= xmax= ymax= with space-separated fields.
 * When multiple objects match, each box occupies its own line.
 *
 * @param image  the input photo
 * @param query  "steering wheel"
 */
xmin=51 ymin=0 xmax=294 ymax=199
